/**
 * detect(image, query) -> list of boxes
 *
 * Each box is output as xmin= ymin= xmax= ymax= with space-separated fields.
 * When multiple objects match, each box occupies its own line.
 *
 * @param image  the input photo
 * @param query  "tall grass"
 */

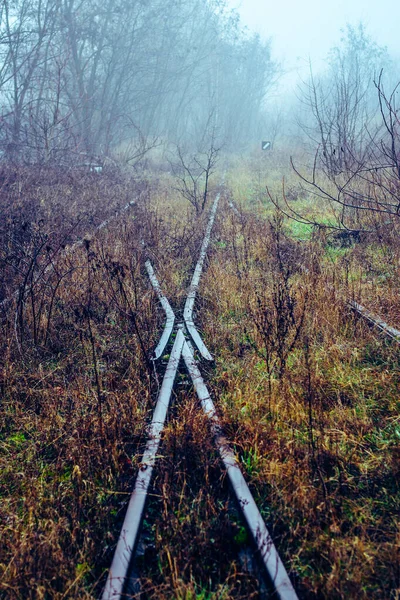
xmin=1 ymin=159 xmax=399 ymax=599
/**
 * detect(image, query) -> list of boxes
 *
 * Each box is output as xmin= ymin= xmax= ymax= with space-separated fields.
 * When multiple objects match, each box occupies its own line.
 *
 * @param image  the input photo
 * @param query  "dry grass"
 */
xmin=0 ymin=166 xmax=159 ymax=598
xmin=0 ymin=160 xmax=399 ymax=599
xmin=200 ymin=181 xmax=400 ymax=599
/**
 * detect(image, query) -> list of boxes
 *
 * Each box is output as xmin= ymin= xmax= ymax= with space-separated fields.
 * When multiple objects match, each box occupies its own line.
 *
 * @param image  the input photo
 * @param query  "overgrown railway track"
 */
xmin=102 ymin=190 xmax=298 ymax=599
xmin=348 ymin=300 xmax=400 ymax=343
xmin=1 ymin=173 xmax=397 ymax=599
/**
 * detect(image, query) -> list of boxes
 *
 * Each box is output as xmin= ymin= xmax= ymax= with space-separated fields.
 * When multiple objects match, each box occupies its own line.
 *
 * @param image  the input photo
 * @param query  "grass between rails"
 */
xmin=137 ymin=396 xmax=262 ymax=599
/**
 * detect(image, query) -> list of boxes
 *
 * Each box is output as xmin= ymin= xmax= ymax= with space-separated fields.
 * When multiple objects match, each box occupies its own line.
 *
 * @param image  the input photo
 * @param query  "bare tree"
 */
xmin=297 ymin=24 xmax=389 ymax=177
xmin=281 ymin=26 xmax=400 ymax=231
xmin=171 ymin=119 xmax=221 ymax=214
xmin=0 ymin=0 xmax=279 ymax=164
xmin=1 ymin=0 xmax=60 ymax=161
xmin=274 ymin=74 xmax=400 ymax=233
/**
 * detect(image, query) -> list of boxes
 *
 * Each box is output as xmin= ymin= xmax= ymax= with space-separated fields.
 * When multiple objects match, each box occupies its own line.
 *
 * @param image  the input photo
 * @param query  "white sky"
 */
xmin=225 ymin=0 xmax=400 ymax=91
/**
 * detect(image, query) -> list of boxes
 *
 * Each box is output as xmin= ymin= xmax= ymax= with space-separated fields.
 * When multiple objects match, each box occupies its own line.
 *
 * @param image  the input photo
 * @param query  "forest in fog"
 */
xmin=1 ymin=0 xmax=399 ymax=176
xmin=0 ymin=0 xmax=277 ymax=163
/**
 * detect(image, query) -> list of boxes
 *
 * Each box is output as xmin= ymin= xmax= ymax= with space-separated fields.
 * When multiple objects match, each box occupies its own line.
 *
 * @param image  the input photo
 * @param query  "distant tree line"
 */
xmin=0 ymin=0 xmax=277 ymax=164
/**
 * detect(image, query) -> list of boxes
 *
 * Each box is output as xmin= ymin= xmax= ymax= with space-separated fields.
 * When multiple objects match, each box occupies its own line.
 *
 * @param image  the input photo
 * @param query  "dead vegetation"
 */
xmin=202 ymin=197 xmax=399 ymax=599
xmin=0 ymin=162 xmax=399 ymax=599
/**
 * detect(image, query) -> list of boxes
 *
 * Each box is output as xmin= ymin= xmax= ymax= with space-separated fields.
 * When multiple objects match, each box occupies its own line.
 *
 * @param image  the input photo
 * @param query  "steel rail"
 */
xmin=183 ymin=193 xmax=220 ymax=360
xmin=181 ymin=341 xmax=298 ymax=600
xmin=228 ymin=199 xmax=241 ymax=217
xmin=348 ymin=300 xmax=400 ymax=343
xmin=145 ymin=259 xmax=175 ymax=359
xmin=101 ymin=327 xmax=185 ymax=600
xmin=102 ymin=190 xmax=223 ymax=598
xmin=0 ymin=199 xmax=136 ymax=309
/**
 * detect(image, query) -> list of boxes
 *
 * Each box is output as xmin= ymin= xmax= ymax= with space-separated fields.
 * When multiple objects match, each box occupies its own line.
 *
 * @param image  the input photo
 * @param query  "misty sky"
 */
xmin=226 ymin=0 xmax=400 ymax=90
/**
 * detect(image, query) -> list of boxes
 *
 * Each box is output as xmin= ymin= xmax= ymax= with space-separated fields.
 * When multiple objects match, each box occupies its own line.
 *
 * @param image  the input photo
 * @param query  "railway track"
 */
xmin=102 ymin=191 xmax=298 ymax=600
xmin=2 ymin=174 xmax=397 ymax=598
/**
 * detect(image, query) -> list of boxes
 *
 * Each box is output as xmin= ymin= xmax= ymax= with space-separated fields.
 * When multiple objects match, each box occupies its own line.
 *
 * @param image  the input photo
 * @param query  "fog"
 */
xmin=226 ymin=0 xmax=400 ymax=92
xmin=0 ymin=0 xmax=398 ymax=164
